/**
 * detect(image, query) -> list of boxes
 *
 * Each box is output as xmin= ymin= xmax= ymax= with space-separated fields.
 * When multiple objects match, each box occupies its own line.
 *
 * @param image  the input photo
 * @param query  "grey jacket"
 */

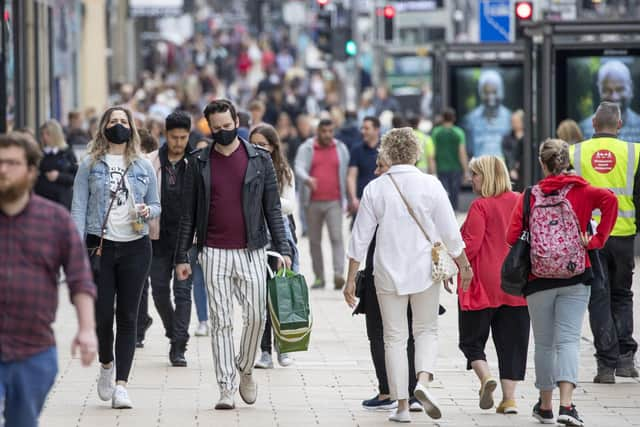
xmin=294 ymin=138 xmax=350 ymax=208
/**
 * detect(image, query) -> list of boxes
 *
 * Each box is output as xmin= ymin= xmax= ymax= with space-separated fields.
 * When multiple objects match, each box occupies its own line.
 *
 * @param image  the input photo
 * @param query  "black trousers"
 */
xmin=88 ymin=235 xmax=152 ymax=382
xmin=589 ymin=236 xmax=638 ymax=368
xmin=458 ymin=305 xmax=530 ymax=380
xmin=136 ymin=278 xmax=152 ymax=341
xmin=149 ymin=251 xmax=193 ymax=344
xmin=363 ymin=276 xmax=417 ymax=397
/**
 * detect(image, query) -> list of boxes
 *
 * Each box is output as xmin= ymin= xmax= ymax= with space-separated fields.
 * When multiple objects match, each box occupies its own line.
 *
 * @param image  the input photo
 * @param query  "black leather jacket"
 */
xmin=175 ymin=138 xmax=291 ymax=264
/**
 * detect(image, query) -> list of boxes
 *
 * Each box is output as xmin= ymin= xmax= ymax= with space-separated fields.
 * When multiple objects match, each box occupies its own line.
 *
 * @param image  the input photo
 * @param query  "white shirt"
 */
xmin=280 ymin=172 xmax=296 ymax=216
xmin=104 ymin=154 xmax=139 ymax=242
xmin=347 ymin=165 xmax=465 ymax=295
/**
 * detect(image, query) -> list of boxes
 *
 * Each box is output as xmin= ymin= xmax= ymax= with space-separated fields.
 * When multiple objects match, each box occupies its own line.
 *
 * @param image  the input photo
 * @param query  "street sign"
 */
xmin=479 ymin=0 xmax=511 ymax=43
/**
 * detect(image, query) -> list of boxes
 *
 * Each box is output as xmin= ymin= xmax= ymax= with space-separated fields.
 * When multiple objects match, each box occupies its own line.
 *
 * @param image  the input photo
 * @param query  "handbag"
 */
xmin=500 ymin=187 xmax=532 ymax=296
xmin=352 ymin=270 xmax=367 ymax=315
xmin=388 ymin=174 xmax=458 ymax=284
xmin=266 ymin=252 xmax=312 ymax=353
xmin=87 ymin=165 xmax=130 ymax=280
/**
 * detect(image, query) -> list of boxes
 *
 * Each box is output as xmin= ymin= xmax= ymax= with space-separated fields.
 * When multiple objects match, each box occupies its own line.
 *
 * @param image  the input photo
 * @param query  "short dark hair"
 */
xmin=407 ymin=115 xmax=421 ymax=128
xmin=318 ymin=119 xmax=333 ymax=129
xmin=363 ymin=116 xmax=381 ymax=129
xmin=238 ymin=110 xmax=251 ymax=128
xmin=138 ymin=128 xmax=159 ymax=154
xmin=203 ymin=99 xmax=238 ymax=123
xmin=0 ymin=132 xmax=43 ymax=168
xmin=593 ymin=101 xmax=621 ymax=131
xmin=392 ymin=115 xmax=408 ymax=129
xmin=442 ymin=108 xmax=456 ymax=123
xmin=165 ymin=111 xmax=192 ymax=132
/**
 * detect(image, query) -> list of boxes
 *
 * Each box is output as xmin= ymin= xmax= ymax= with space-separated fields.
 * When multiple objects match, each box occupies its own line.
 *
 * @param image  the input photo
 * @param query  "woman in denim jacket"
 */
xmin=71 ymin=107 xmax=160 ymax=409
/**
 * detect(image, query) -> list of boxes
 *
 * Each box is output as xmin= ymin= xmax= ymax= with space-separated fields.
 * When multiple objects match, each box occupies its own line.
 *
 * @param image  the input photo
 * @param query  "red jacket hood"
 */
xmin=537 ymin=173 xmax=589 ymax=193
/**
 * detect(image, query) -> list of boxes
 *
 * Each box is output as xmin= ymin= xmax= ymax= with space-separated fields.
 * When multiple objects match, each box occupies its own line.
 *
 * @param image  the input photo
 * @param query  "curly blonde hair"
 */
xmin=469 ymin=156 xmax=512 ymax=198
xmin=380 ymin=127 xmax=419 ymax=165
xmin=87 ymin=107 xmax=141 ymax=166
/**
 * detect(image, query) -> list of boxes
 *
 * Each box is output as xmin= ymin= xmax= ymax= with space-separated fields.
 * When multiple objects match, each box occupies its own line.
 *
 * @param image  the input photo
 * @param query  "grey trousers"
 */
xmin=306 ymin=200 xmax=345 ymax=281
xmin=527 ymin=283 xmax=590 ymax=391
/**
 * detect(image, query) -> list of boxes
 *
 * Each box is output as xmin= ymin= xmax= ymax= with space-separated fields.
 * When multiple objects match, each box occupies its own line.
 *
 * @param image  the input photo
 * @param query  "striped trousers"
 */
xmin=200 ymin=246 xmax=267 ymax=394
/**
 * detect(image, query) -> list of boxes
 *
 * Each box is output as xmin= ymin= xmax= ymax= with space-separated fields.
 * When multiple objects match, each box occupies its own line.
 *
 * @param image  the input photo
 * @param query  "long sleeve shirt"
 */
xmin=347 ymin=164 xmax=465 ymax=295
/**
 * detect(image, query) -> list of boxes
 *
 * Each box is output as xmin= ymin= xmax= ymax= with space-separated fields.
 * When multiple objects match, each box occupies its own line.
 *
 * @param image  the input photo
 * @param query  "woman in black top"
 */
xmin=34 ymin=119 xmax=78 ymax=209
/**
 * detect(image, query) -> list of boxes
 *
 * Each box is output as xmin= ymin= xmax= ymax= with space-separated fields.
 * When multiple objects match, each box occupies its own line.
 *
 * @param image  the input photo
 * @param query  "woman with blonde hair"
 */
xmin=507 ymin=139 xmax=617 ymax=426
xmin=35 ymin=119 xmax=78 ymax=209
xmin=458 ymin=155 xmax=529 ymax=415
xmin=71 ymin=106 xmax=160 ymax=409
xmin=345 ymin=127 xmax=472 ymax=423
xmin=556 ymin=119 xmax=584 ymax=144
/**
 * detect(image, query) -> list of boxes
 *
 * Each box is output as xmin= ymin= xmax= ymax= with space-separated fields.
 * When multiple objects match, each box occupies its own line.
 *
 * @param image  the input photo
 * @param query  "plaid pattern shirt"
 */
xmin=0 ymin=195 xmax=96 ymax=362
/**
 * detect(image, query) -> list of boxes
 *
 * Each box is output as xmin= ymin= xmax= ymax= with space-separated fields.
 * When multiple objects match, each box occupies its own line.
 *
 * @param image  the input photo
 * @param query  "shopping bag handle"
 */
xmin=266 ymin=251 xmax=287 ymax=279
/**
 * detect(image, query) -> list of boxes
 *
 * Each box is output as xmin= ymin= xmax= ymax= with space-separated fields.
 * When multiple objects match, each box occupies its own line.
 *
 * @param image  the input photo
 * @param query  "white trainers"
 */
xmin=388 ymin=409 xmax=411 ymax=423
xmin=239 ymin=372 xmax=258 ymax=405
xmin=255 ymin=351 xmax=274 ymax=369
xmin=215 ymin=391 xmax=235 ymax=410
xmin=414 ymin=382 xmax=442 ymax=420
xmin=97 ymin=364 xmax=115 ymax=401
xmin=112 ymin=385 xmax=133 ymax=409
xmin=194 ymin=321 xmax=209 ymax=337
xmin=277 ymin=352 xmax=294 ymax=367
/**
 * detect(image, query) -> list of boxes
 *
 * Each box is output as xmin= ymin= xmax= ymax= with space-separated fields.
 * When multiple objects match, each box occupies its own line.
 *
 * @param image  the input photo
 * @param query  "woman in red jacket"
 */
xmin=507 ymin=139 xmax=618 ymax=427
xmin=459 ymin=156 xmax=529 ymax=415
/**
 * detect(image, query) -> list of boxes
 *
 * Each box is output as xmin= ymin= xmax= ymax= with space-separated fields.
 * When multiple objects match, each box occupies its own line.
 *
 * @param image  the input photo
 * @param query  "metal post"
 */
xmin=0 ymin=0 xmax=7 ymax=133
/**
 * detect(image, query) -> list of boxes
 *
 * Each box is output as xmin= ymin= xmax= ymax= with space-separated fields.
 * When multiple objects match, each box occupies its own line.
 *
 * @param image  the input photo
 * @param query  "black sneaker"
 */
xmin=558 ymin=404 xmax=584 ymax=426
xmin=362 ymin=395 xmax=397 ymax=410
xmin=532 ymin=400 xmax=555 ymax=424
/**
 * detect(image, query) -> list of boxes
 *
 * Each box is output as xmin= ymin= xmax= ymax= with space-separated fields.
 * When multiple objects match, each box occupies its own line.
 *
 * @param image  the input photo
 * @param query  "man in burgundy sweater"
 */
xmin=175 ymin=99 xmax=291 ymax=410
xmin=295 ymin=119 xmax=350 ymax=289
xmin=0 ymin=133 xmax=97 ymax=426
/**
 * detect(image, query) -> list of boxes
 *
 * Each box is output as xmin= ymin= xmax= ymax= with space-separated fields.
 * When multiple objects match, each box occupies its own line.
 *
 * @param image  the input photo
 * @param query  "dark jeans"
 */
xmin=589 ymin=236 xmax=638 ymax=368
xmin=150 ymin=251 xmax=193 ymax=344
xmin=437 ymin=171 xmax=462 ymax=211
xmin=458 ymin=305 xmax=530 ymax=380
xmin=363 ymin=277 xmax=416 ymax=397
xmin=0 ymin=347 xmax=57 ymax=427
xmin=136 ymin=278 xmax=152 ymax=341
xmin=89 ymin=235 xmax=152 ymax=382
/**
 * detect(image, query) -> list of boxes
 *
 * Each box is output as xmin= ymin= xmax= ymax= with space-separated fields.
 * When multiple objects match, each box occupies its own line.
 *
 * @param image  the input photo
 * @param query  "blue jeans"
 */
xmin=437 ymin=171 xmax=462 ymax=211
xmin=190 ymin=247 xmax=208 ymax=322
xmin=0 ymin=347 xmax=58 ymax=427
xmin=527 ymin=284 xmax=591 ymax=390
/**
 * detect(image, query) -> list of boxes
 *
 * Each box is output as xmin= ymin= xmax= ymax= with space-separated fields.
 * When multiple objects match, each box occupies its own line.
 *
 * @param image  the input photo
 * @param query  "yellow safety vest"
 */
xmin=569 ymin=137 xmax=640 ymax=236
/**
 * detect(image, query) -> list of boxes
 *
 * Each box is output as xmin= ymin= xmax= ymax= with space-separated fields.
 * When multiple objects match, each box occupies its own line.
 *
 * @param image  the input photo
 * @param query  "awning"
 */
xmin=129 ymin=0 xmax=183 ymax=17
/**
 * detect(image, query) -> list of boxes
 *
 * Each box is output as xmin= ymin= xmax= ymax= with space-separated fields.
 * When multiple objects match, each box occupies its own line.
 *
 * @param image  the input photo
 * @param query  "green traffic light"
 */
xmin=345 ymin=40 xmax=357 ymax=56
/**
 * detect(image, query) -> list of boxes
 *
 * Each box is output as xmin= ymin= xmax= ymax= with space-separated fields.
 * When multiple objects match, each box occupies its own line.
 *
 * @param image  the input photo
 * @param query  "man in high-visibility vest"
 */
xmin=570 ymin=101 xmax=640 ymax=384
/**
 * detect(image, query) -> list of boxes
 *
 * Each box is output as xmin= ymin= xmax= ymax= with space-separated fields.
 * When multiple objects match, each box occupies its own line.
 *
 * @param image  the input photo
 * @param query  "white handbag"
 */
xmin=388 ymin=174 xmax=459 ymax=284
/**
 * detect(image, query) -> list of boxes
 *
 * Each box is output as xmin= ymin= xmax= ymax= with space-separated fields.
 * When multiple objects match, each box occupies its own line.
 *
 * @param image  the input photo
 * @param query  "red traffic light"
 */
xmin=515 ymin=1 xmax=533 ymax=20
xmin=383 ymin=5 xmax=395 ymax=19
xmin=317 ymin=0 xmax=329 ymax=6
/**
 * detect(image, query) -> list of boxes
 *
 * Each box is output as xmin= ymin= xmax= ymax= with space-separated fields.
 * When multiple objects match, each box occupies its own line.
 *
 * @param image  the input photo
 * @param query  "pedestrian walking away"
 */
xmin=570 ymin=101 xmax=640 ymax=383
xmin=459 ymin=155 xmax=530 ymax=415
xmin=507 ymin=138 xmax=618 ymax=427
xmin=147 ymin=111 xmax=197 ymax=367
xmin=295 ymin=118 xmax=350 ymax=290
xmin=0 ymin=133 xmax=97 ymax=427
xmin=345 ymin=127 xmax=473 ymax=423
xmin=71 ymin=107 xmax=160 ymax=409
xmin=174 ymin=99 xmax=292 ymax=410
xmin=347 ymin=116 xmax=380 ymax=227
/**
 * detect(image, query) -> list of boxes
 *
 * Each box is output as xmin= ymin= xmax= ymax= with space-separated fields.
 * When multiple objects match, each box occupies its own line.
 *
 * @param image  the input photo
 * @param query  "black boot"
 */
xmin=170 ymin=341 xmax=187 ymax=367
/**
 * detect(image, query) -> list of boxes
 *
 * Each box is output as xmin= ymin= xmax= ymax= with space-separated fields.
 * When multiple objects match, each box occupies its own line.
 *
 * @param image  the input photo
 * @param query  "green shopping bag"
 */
xmin=267 ymin=267 xmax=312 ymax=353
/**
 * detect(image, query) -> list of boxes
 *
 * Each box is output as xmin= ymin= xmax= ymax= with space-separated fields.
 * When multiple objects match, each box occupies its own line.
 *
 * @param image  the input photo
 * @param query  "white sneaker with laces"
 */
xmin=388 ymin=409 xmax=411 ymax=423
xmin=111 ymin=385 xmax=133 ymax=409
xmin=277 ymin=352 xmax=294 ymax=367
xmin=97 ymin=365 xmax=115 ymax=401
xmin=194 ymin=321 xmax=209 ymax=337
xmin=255 ymin=351 xmax=274 ymax=369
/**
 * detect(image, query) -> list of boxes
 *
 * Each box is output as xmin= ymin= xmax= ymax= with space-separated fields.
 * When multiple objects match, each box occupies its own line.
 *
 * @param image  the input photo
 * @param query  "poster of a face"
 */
xmin=565 ymin=57 xmax=640 ymax=142
xmin=452 ymin=66 xmax=524 ymax=157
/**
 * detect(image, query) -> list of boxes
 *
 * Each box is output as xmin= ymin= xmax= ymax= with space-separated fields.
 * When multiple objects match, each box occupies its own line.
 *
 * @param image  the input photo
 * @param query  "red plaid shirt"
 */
xmin=0 ymin=195 xmax=96 ymax=361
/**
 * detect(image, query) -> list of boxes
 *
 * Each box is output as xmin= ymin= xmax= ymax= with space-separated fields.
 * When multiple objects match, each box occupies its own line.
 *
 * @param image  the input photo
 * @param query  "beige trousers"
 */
xmin=377 ymin=283 xmax=440 ymax=400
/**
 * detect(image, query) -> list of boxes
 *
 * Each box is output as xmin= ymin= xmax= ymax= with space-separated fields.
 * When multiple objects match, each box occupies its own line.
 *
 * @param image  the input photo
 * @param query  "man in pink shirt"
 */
xmin=295 ymin=119 xmax=350 ymax=289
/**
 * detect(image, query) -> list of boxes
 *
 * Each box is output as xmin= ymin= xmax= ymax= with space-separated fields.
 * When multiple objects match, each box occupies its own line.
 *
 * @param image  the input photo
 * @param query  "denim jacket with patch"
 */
xmin=71 ymin=155 xmax=161 ymax=238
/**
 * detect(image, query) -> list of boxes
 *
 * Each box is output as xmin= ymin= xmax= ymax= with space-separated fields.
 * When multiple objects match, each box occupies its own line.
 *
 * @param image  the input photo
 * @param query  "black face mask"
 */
xmin=104 ymin=124 xmax=132 ymax=145
xmin=212 ymin=127 xmax=237 ymax=146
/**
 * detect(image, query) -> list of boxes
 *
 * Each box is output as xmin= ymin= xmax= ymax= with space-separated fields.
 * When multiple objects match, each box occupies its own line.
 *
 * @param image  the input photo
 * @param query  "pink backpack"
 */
xmin=529 ymin=184 xmax=586 ymax=279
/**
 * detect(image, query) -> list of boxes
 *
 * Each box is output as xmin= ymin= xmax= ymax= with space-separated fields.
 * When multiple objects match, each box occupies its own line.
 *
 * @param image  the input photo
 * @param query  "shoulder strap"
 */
xmin=95 ymin=163 xmax=131 ymax=255
xmin=388 ymin=174 xmax=432 ymax=244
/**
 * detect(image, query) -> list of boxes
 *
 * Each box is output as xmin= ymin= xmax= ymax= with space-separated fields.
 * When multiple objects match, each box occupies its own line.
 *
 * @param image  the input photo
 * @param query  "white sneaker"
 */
xmin=97 ymin=365 xmax=115 ymax=401
xmin=277 ymin=352 xmax=294 ymax=367
xmin=414 ymin=382 xmax=442 ymax=420
xmin=388 ymin=409 xmax=411 ymax=423
xmin=112 ymin=385 xmax=133 ymax=409
xmin=215 ymin=391 xmax=235 ymax=410
xmin=255 ymin=351 xmax=274 ymax=369
xmin=194 ymin=321 xmax=209 ymax=337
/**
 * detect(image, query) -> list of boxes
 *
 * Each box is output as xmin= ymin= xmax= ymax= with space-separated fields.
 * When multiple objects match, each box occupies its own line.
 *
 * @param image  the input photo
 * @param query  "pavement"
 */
xmin=41 ymin=214 xmax=640 ymax=427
